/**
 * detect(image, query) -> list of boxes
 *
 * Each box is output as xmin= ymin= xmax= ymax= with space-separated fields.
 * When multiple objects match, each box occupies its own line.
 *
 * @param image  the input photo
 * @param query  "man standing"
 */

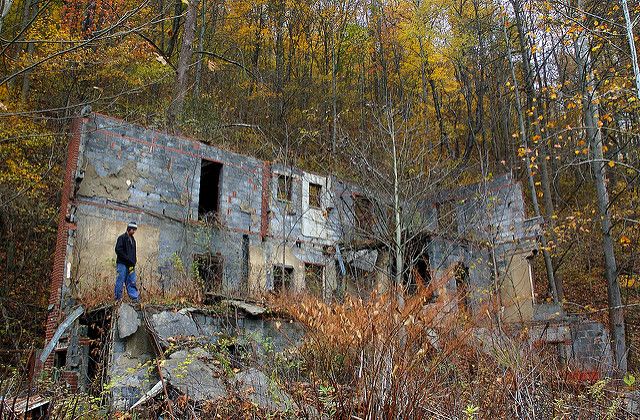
xmin=115 ymin=222 xmax=140 ymax=302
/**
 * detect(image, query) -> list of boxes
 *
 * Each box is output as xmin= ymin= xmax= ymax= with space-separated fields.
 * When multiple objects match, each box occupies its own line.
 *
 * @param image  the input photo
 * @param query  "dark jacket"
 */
xmin=115 ymin=232 xmax=137 ymax=268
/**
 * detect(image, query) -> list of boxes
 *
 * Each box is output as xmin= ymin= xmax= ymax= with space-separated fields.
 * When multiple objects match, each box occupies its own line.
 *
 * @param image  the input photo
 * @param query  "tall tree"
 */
xmin=167 ymin=0 xmax=200 ymax=128
xmin=574 ymin=0 xmax=627 ymax=374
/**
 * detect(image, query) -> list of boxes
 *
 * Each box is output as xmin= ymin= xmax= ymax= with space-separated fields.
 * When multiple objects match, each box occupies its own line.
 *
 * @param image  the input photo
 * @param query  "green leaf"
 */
xmin=181 ymin=0 xmax=189 ymax=5
xmin=623 ymin=373 xmax=635 ymax=387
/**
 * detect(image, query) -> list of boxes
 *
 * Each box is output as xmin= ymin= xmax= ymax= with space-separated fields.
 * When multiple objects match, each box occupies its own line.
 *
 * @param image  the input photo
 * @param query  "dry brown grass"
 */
xmin=264 ymin=282 xmax=636 ymax=419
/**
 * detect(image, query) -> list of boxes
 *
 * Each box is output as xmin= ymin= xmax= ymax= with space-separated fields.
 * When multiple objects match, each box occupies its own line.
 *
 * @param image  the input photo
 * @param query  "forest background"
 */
xmin=1 ymin=0 xmax=640 ymax=375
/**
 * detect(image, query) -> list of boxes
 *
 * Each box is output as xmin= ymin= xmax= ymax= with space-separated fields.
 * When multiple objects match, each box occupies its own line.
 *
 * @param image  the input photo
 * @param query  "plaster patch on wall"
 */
xmin=78 ymin=161 xmax=141 ymax=202
xmin=72 ymin=214 xmax=160 ymax=302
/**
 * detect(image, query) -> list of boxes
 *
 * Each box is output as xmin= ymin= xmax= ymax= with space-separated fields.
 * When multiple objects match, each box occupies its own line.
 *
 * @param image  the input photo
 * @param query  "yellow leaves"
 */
xmin=608 ymin=160 xmax=615 ymax=168
xmin=517 ymin=147 xmax=527 ymax=157
xmin=620 ymin=275 xmax=636 ymax=289
xmin=620 ymin=235 xmax=631 ymax=246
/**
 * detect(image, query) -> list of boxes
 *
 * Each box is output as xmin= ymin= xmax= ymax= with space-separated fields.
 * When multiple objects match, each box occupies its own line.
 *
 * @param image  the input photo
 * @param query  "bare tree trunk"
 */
xmin=574 ymin=3 xmax=627 ymax=373
xmin=167 ymin=0 xmax=199 ymax=129
xmin=0 ymin=0 xmax=15 ymax=34
xmin=622 ymin=0 xmax=640 ymax=98
xmin=165 ymin=0 xmax=184 ymax=58
xmin=20 ymin=0 xmax=36 ymax=103
xmin=503 ymin=17 xmax=559 ymax=304
xmin=194 ymin=0 xmax=207 ymax=98
xmin=273 ymin=0 xmax=285 ymax=129
xmin=429 ymin=78 xmax=449 ymax=156
xmin=331 ymin=16 xmax=338 ymax=153
xmin=389 ymin=110 xmax=403 ymax=288
xmin=511 ymin=0 xmax=563 ymax=303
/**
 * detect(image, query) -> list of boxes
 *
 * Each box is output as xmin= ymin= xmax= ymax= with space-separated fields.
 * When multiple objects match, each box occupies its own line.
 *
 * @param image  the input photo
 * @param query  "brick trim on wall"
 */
xmin=42 ymin=117 xmax=84 ymax=369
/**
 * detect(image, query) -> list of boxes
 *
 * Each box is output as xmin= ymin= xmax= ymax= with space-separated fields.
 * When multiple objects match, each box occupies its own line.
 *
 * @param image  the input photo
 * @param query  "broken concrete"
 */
xmin=149 ymin=311 xmax=200 ymax=347
xmin=234 ymin=368 xmax=293 ymax=412
xmin=129 ymin=380 xmax=163 ymax=411
xmin=161 ymin=347 xmax=227 ymax=402
xmin=110 ymin=354 xmax=155 ymax=411
xmin=224 ymin=299 xmax=267 ymax=316
xmin=118 ymin=303 xmax=140 ymax=339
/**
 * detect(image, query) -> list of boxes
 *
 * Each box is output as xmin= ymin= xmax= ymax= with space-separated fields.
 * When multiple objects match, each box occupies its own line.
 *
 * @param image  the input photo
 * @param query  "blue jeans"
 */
xmin=115 ymin=263 xmax=140 ymax=301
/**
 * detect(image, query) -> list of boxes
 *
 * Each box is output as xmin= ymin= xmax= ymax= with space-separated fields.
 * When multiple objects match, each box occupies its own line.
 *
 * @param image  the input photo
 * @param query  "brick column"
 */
xmin=42 ymin=117 xmax=84 ymax=369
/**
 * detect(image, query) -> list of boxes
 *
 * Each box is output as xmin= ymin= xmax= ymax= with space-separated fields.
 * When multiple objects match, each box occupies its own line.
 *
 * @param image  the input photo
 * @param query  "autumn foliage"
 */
xmin=1 ymin=0 xmax=640 ymax=392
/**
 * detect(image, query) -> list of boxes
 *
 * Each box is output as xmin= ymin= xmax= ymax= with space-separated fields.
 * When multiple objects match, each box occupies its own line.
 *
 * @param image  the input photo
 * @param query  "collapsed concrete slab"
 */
xmin=234 ymin=368 xmax=293 ymax=412
xmin=101 ymin=303 xmax=305 ymax=412
xmin=161 ymin=348 xmax=227 ymax=402
xmin=149 ymin=311 xmax=200 ymax=347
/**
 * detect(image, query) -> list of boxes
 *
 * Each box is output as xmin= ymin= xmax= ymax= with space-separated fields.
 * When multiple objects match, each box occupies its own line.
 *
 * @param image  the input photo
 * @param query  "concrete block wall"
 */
xmin=59 ymin=114 xmax=359 ymax=307
xmin=49 ymin=115 xmax=545 ymax=344
xmin=568 ymin=319 xmax=614 ymax=374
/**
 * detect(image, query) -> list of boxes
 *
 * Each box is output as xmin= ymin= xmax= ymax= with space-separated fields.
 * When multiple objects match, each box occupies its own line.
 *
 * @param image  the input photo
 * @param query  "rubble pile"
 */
xmin=109 ymin=302 xmax=305 ymax=416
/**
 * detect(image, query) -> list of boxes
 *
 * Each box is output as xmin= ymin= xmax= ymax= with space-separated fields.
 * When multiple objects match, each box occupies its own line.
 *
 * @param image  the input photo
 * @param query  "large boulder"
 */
xmin=150 ymin=311 xmax=200 ymax=347
xmin=234 ymin=368 xmax=293 ymax=412
xmin=161 ymin=347 xmax=227 ymax=402
xmin=118 ymin=303 xmax=140 ymax=339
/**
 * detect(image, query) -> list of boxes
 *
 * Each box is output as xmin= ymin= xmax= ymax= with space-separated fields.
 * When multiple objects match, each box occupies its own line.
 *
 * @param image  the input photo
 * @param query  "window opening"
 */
xmin=305 ymin=263 xmax=324 ymax=298
xmin=241 ymin=234 xmax=249 ymax=291
xmin=80 ymin=307 xmax=112 ymax=396
xmin=53 ymin=349 xmax=67 ymax=370
xmin=277 ymin=174 xmax=292 ymax=201
xmin=407 ymin=254 xmax=431 ymax=295
xmin=273 ymin=265 xmax=293 ymax=292
xmin=195 ymin=253 xmax=224 ymax=294
xmin=198 ymin=160 xmax=222 ymax=220
xmin=354 ymin=195 xmax=373 ymax=232
xmin=454 ymin=262 xmax=470 ymax=313
xmin=309 ymin=183 xmax=322 ymax=208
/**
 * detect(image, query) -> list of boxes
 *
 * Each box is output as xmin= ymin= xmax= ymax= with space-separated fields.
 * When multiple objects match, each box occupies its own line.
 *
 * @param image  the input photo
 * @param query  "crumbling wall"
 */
xmin=498 ymin=251 xmax=535 ymax=322
xmin=568 ymin=319 xmax=614 ymax=374
xmin=65 ymin=115 xmax=345 ymax=303
xmin=69 ymin=116 xmax=259 ymax=300
xmin=73 ymin=214 xmax=159 ymax=302
xmin=108 ymin=304 xmax=304 ymax=411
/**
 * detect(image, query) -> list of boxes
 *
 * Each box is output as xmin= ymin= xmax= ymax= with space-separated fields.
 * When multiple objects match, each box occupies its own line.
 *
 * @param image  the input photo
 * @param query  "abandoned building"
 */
xmin=41 ymin=113 xmax=614 ymax=405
